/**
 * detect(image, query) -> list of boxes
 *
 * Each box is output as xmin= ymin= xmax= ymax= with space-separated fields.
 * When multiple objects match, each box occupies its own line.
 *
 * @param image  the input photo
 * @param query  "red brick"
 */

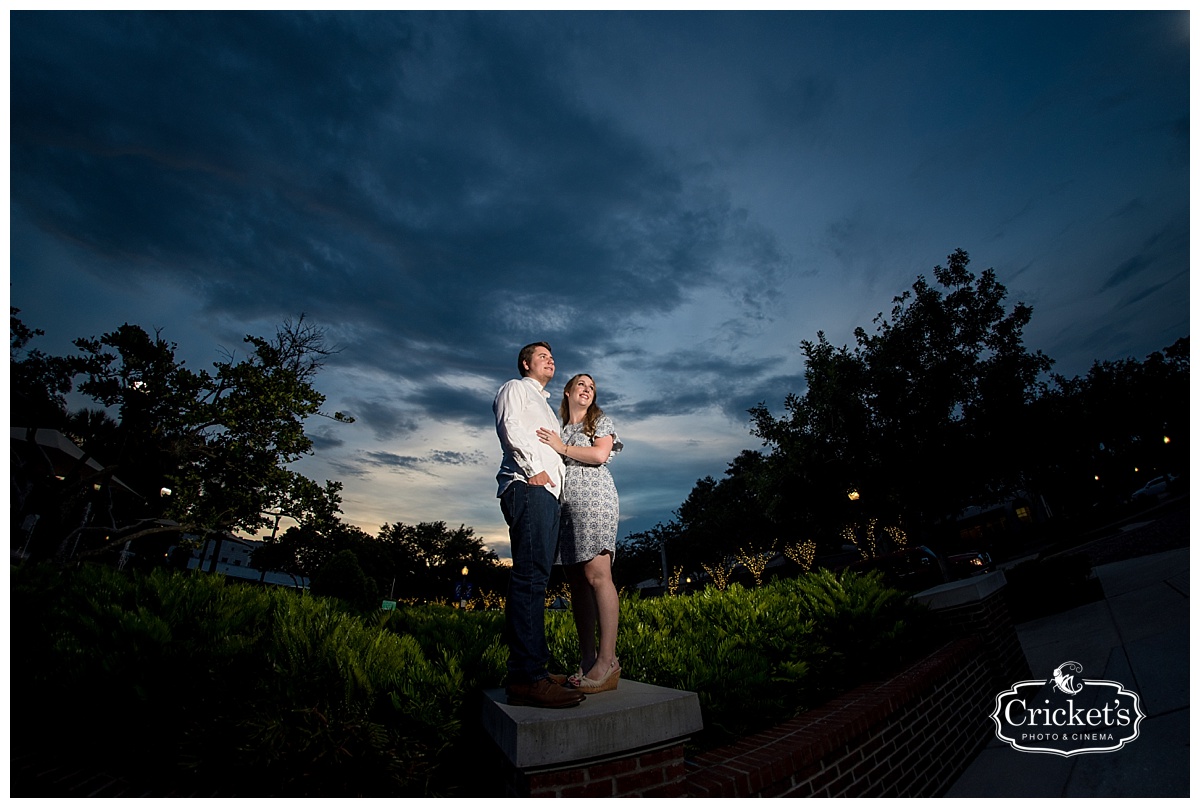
xmin=637 ymin=745 xmax=682 ymax=768
xmin=828 ymin=768 xmax=860 ymax=797
xmin=804 ymin=761 xmax=839 ymax=793
xmin=679 ymin=634 xmax=1002 ymax=798
xmin=788 ymin=757 xmax=822 ymax=783
xmin=758 ymin=779 xmax=793 ymax=798
xmin=585 ymin=756 xmax=637 ymax=778
xmin=614 ymin=766 xmax=667 ymax=795
xmin=560 ymin=779 xmax=615 ymax=798
xmin=858 ymin=729 xmax=887 ymax=759
xmin=686 ymin=765 xmax=740 ymax=796
xmin=644 ymin=781 xmax=687 ymax=797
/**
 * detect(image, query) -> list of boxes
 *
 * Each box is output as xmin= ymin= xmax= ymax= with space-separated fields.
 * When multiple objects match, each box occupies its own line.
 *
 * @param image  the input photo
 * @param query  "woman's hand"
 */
xmin=537 ymin=427 xmax=566 ymax=454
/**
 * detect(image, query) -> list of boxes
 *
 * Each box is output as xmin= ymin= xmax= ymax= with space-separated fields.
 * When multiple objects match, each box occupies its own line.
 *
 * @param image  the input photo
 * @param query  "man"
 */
xmin=494 ymin=341 xmax=584 ymax=708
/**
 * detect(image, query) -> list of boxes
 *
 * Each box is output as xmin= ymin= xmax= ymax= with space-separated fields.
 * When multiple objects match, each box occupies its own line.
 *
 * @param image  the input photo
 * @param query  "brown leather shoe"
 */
xmin=507 ymin=677 xmax=586 ymax=708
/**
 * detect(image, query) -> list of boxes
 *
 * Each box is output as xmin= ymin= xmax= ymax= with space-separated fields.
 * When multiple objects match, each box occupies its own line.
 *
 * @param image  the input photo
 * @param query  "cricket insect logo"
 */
xmin=991 ymin=662 xmax=1145 ymax=756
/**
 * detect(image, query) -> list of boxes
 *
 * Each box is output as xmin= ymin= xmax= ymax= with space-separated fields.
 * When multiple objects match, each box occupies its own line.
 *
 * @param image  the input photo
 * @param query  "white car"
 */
xmin=1131 ymin=474 xmax=1177 ymax=502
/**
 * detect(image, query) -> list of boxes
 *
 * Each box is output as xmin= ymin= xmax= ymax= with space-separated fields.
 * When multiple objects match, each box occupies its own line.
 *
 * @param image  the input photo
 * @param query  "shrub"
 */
xmin=547 ymin=568 xmax=934 ymax=746
xmin=309 ymin=548 xmax=380 ymax=612
xmin=12 ymin=564 xmax=461 ymax=796
xmin=12 ymin=562 xmax=933 ymax=794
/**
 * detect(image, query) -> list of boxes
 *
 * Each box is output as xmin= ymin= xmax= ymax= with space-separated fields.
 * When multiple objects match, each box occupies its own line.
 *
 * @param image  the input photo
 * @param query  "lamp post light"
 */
xmin=457 ymin=565 xmax=470 ymax=609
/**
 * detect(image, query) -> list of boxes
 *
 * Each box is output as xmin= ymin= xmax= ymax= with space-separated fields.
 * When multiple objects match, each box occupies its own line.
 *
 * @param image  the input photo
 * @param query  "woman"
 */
xmin=537 ymin=373 xmax=623 ymax=694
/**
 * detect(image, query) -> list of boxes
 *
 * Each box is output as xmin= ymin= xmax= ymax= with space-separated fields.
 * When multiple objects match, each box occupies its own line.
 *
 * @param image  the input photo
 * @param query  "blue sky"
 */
xmin=8 ymin=10 xmax=1190 ymax=559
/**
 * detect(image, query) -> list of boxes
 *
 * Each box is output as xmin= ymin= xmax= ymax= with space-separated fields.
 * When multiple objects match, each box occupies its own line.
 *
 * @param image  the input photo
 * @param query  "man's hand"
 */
xmin=528 ymin=471 xmax=556 ymax=488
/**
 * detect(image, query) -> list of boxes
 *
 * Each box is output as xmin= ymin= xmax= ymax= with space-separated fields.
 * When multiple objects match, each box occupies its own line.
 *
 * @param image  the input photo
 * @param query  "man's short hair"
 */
xmin=518 ymin=341 xmax=552 ymax=377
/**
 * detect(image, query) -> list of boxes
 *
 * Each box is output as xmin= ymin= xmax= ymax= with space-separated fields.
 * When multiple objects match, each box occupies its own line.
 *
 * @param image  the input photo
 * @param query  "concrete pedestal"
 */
xmin=481 ymin=678 xmax=703 ymax=796
xmin=913 ymin=569 xmax=1031 ymax=691
xmin=913 ymin=569 xmax=1007 ymax=609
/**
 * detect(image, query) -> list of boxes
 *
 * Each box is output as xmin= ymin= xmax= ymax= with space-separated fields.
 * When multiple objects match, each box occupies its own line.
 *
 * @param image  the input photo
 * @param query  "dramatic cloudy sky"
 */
xmin=9 ymin=10 xmax=1191 ymax=558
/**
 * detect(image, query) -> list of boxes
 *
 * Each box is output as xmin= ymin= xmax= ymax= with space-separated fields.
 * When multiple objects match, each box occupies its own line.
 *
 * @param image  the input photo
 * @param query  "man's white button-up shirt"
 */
xmin=494 ymin=376 xmax=566 ymax=498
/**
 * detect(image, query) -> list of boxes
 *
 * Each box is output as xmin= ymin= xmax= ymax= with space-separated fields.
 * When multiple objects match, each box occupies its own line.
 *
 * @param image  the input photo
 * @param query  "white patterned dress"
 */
xmin=555 ymin=414 xmax=623 ymax=566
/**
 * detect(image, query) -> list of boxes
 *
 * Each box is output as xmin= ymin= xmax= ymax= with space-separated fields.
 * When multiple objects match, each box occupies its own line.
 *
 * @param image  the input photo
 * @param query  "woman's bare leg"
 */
xmin=566 ymin=564 xmax=597 ymax=674
xmin=580 ymin=552 xmax=619 ymax=681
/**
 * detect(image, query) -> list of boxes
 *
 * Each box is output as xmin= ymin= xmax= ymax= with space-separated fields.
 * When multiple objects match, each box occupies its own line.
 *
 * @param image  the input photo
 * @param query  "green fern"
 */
xmin=12 ymin=560 xmax=934 ymax=793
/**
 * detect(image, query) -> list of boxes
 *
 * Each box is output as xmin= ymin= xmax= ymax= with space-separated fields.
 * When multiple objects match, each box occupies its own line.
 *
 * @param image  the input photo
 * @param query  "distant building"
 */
xmin=173 ymin=533 xmax=309 ymax=589
xmin=952 ymin=493 xmax=1050 ymax=547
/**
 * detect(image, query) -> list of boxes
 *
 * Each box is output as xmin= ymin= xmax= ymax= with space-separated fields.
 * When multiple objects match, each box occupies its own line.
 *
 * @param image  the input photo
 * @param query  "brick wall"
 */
xmin=936 ymin=582 xmax=1032 ymax=688
xmin=510 ymin=743 xmax=689 ymax=797
xmin=683 ymin=584 xmax=1029 ymax=798
xmin=684 ymin=636 xmax=994 ymax=797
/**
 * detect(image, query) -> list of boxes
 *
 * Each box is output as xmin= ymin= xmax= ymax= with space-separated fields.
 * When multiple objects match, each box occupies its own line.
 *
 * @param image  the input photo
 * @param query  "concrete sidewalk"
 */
xmin=945 ymin=546 xmax=1190 ymax=798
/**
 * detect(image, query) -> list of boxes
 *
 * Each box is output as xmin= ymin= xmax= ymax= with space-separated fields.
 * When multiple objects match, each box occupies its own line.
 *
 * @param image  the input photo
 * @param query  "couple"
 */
xmin=493 ymin=341 xmax=622 ymax=709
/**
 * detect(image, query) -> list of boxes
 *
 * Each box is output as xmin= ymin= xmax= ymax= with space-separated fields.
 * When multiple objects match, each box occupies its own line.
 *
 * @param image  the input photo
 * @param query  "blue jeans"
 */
xmin=500 ymin=482 xmax=560 ymax=683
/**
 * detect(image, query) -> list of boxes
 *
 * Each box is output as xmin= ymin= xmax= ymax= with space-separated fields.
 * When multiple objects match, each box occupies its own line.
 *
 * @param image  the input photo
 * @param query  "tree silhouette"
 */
xmin=751 ymin=249 xmax=1053 ymax=546
xmin=373 ymin=521 xmax=502 ymax=601
xmin=10 ymin=312 xmax=350 ymax=563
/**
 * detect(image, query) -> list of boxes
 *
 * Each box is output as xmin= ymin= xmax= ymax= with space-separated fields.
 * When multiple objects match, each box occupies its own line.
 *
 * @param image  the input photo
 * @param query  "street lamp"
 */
xmin=457 ymin=565 xmax=470 ymax=609
xmin=847 ymin=489 xmax=861 ymax=501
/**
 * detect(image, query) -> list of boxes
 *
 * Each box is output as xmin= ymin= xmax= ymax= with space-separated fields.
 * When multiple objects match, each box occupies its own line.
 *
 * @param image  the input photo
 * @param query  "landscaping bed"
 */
xmin=11 ymin=563 xmax=934 ymax=797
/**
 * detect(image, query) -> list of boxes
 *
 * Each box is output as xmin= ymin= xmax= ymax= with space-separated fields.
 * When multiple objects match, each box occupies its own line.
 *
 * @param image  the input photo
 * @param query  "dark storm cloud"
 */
xmin=730 ymin=373 xmax=808 ymax=425
xmin=344 ymin=398 xmax=420 ymax=441
xmin=404 ymin=384 xmax=499 ymax=429
xmin=324 ymin=457 xmax=370 ymax=479
xmin=1119 ymin=279 xmax=1173 ymax=309
xmin=616 ymin=346 xmax=787 ymax=420
xmin=10 ymin=10 xmax=788 ymax=413
xmin=1100 ymin=254 xmax=1155 ymax=291
xmin=428 ymin=449 xmax=488 ymax=467
xmin=347 ymin=447 xmax=488 ymax=477
xmin=307 ymin=426 xmax=347 ymax=452
xmin=1099 ymin=221 xmax=1189 ymax=292
xmin=10 ymin=10 xmax=1188 ymax=544
xmin=363 ymin=451 xmax=427 ymax=473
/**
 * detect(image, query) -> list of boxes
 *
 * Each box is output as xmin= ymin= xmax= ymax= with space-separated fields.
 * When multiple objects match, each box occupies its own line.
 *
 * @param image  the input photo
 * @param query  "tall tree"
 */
xmin=752 ymin=249 xmax=1053 ymax=545
xmin=11 ymin=307 xmax=78 ymax=428
xmin=674 ymin=450 xmax=776 ymax=567
xmin=375 ymin=521 xmax=501 ymax=600
xmin=1026 ymin=337 xmax=1189 ymax=517
xmin=10 ymin=313 xmax=350 ymax=561
xmin=251 ymin=521 xmax=374 ymax=586
xmin=614 ymin=520 xmax=681 ymax=590
xmin=750 ymin=334 xmax=875 ymax=549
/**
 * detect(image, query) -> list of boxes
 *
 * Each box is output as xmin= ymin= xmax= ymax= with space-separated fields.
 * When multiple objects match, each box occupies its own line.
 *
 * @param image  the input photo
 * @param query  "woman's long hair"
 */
xmin=559 ymin=373 xmax=603 ymax=438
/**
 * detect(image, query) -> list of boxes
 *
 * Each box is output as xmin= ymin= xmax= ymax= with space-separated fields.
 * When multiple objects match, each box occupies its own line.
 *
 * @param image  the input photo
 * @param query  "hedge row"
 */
xmin=12 ymin=562 xmax=934 ymax=796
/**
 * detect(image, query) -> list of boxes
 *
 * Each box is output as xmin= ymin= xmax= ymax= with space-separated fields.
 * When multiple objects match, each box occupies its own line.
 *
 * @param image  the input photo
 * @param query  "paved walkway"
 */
xmin=946 ymin=546 xmax=1190 ymax=797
